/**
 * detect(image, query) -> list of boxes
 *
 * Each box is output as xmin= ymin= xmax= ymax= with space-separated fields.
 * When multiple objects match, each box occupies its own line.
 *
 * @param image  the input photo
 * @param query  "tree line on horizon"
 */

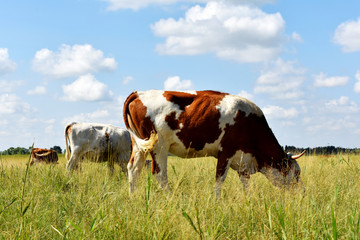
xmin=284 ymin=145 xmax=359 ymax=155
xmin=0 ymin=146 xmax=63 ymax=155
xmin=0 ymin=145 xmax=358 ymax=156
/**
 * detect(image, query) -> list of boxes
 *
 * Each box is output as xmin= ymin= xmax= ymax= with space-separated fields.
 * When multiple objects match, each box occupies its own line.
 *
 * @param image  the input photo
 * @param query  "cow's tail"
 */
xmin=131 ymin=130 xmax=158 ymax=153
xmin=123 ymin=91 xmax=158 ymax=152
xmin=123 ymin=91 xmax=138 ymax=130
xmin=64 ymin=122 xmax=76 ymax=160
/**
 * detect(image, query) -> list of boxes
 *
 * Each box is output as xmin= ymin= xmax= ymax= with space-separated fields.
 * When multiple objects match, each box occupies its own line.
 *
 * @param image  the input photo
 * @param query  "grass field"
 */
xmin=0 ymin=153 xmax=359 ymax=239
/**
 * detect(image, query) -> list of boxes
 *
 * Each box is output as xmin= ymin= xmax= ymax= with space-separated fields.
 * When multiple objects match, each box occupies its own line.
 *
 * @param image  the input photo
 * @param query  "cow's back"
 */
xmin=125 ymin=90 xmax=265 ymax=158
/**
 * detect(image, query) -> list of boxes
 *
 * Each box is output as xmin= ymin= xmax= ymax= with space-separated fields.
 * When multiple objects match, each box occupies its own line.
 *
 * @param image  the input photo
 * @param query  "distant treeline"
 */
xmin=1 ymin=145 xmax=358 ymax=156
xmin=0 ymin=146 xmax=63 ymax=155
xmin=284 ymin=145 xmax=360 ymax=155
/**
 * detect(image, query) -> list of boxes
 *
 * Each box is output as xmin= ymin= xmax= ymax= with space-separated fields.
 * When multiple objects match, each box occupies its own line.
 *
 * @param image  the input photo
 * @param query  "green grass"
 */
xmin=0 ymin=154 xmax=359 ymax=239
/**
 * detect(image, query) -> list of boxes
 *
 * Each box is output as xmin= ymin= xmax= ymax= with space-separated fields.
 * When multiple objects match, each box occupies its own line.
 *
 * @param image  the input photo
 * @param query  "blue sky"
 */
xmin=0 ymin=0 xmax=360 ymax=150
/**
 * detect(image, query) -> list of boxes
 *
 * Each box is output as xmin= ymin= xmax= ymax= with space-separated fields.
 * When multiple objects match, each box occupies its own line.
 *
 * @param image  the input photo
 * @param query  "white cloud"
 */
xmin=262 ymin=105 xmax=298 ymax=119
xmin=313 ymin=72 xmax=349 ymax=87
xmin=62 ymin=74 xmax=113 ymax=102
xmin=0 ymin=80 xmax=23 ymax=92
xmin=334 ymin=17 xmax=360 ymax=52
xmin=122 ymin=76 xmax=134 ymax=84
xmin=103 ymin=0 xmax=274 ymax=11
xmin=237 ymin=90 xmax=253 ymax=100
xmin=32 ymin=44 xmax=117 ymax=78
xmin=164 ymin=76 xmax=194 ymax=90
xmin=306 ymin=115 xmax=358 ymax=132
xmin=355 ymin=70 xmax=360 ymax=93
xmin=27 ymin=86 xmax=47 ymax=95
xmin=66 ymin=110 xmax=110 ymax=122
xmin=151 ymin=2 xmax=285 ymax=63
xmin=0 ymin=48 xmax=17 ymax=75
xmin=254 ymin=58 xmax=306 ymax=100
xmin=62 ymin=95 xmax=127 ymax=128
xmin=0 ymin=94 xmax=32 ymax=115
xmin=325 ymin=96 xmax=359 ymax=113
xmin=291 ymin=32 xmax=303 ymax=43
xmin=62 ymin=109 xmax=113 ymax=126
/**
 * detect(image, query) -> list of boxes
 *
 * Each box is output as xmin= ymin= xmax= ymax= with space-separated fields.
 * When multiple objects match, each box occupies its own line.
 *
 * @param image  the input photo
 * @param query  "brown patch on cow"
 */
xmin=219 ymin=110 xmax=287 ymax=170
xmin=123 ymin=92 xmax=138 ymax=129
xmin=123 ymin=91 xmax=155 ymax=140
xmin=165 ymin=111 xmax=179 ymax=130
xmin=129 ymin=150 xmax=135 ymax=165
xmin=163 ymin=91 xmax=197 ymax=110
xmin=127 ymin=136 xmax=136 ymax=166
xmin=150 ymin=151 xmax=160 ymax=174
xmin=168 ymin=91 xmax=228 ymax=151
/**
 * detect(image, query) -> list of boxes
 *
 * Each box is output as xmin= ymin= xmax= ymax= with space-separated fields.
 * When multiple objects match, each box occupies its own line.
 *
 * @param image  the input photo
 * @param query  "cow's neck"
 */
xmin=255 ymin=117 xmax=287 ymax=168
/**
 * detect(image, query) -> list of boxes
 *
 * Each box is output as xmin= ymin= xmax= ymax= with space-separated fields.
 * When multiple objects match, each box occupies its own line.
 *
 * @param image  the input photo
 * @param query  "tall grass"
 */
xmin=0 ymin=153 xmax=359 ymax=239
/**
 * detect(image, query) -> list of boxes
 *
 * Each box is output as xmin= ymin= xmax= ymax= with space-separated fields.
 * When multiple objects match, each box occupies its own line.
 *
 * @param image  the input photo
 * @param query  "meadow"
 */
xmin=0 ymin=153 xmax=359 ymax=239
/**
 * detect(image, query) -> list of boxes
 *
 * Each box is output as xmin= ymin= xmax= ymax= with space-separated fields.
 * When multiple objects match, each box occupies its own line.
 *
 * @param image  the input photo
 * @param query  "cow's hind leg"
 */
xmin=127 ymin=146 xmax=147 ymax=195
xmin=66 ymin=152 xmax=80 ymax=172
xmin=107 ymin=153 xmax=115 ymax=176
xmin=150 ymin=144 xmax=171 ymax=192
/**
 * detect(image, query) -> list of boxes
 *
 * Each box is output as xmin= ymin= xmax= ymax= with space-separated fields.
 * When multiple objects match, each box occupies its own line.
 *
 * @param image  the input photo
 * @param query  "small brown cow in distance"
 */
xmin=30 ymin=148 xmax=59 ymax=166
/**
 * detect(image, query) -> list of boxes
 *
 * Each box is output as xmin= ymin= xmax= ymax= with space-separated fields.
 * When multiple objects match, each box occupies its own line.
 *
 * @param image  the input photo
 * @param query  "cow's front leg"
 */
xmin=215 ymin=154 xmax=232 ymax=199
xmin=238 ymin=172 xmax=250 ymax=194
xmin=127 ymin=147 xmax=146 ymax=195
xmin=151 ymin=146 xmax=171 ymax=192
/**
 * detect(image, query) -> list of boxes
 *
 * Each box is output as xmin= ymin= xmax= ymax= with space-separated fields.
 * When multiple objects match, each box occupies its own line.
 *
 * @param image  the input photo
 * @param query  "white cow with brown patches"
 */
xmin=65 ymin=122 xmax=132 ymax=174
xmin=123 ymin=90 xmax=305 ymax=197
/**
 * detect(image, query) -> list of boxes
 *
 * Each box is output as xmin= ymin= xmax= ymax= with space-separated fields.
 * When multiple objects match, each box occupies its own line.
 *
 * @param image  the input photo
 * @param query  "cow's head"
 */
xmin=262 ymin=150 xmax=306 ymax=191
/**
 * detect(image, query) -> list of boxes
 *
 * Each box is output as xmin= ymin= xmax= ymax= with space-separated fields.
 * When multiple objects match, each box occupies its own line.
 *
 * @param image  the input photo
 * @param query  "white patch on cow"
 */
xmin=137 ymin=90 xmax=205 ymax=156
xmin=229 ymin=151 xmax=258 ymax=175
xmin=184 ymin=90 xmax=197 ymax=95
xmin=138 ymin=90 xmax=182 ymax=127
xmin=169 ymin=134 xmax=224 ymax=158
xmin=217 ymin=94 xmax=263 ymax=130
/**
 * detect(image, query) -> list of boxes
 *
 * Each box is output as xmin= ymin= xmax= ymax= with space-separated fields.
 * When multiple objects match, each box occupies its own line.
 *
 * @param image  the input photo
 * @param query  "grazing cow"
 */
xmin=65 ymin=122 xmax=132 ymax=174
xmin=30 ymin=148 xmax=58 ymax=166
xmin=123 ymin=90 xmax=306 ymax=197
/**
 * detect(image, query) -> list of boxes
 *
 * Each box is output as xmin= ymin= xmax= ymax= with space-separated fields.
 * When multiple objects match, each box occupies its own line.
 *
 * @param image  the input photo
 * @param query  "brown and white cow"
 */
xmin=65 ymin=122 xmax=132 ymax=174
xmin=123 ymin=90 xmax=305 ymax=197
xmin=30 ymin=148 xmax=58 ymax=166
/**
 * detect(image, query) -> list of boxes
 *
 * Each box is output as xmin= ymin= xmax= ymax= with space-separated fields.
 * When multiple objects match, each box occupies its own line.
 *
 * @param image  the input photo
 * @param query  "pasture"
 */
xmin=0 ymin=153 xmax=359 ymax=239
